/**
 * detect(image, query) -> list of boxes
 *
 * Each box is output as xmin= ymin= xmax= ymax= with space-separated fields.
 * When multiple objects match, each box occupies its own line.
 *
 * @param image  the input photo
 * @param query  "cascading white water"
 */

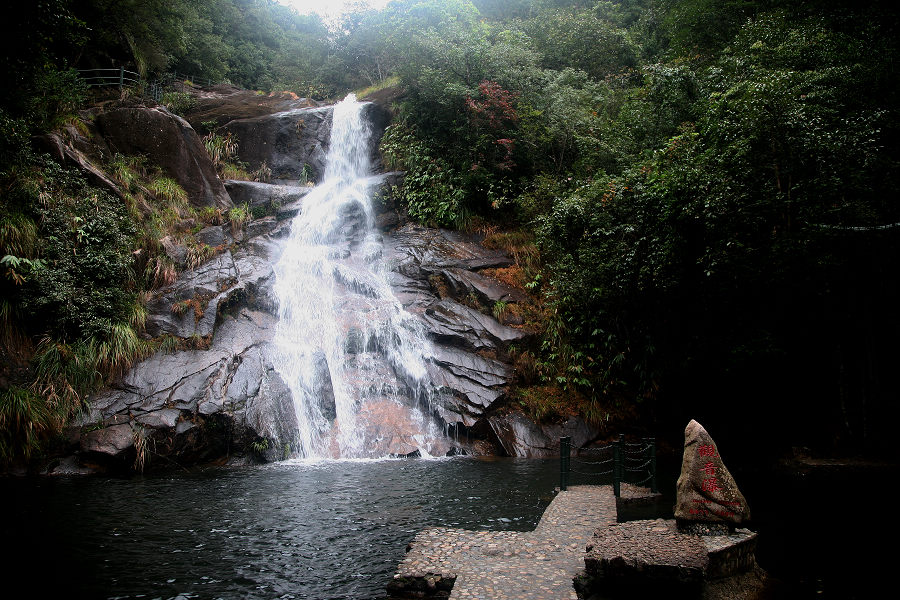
xmin=273 ymin=94 xmax=441 ymax=459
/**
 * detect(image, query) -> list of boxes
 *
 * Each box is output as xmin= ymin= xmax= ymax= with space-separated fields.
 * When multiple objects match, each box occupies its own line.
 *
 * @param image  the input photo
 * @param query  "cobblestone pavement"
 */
xmin=392 ymin=485 xmax=617 ymax=599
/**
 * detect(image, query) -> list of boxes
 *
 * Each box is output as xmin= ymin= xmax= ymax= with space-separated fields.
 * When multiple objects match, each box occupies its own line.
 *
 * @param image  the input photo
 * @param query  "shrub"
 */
xmin=109 ymin=154 xmax=146 ymax=192
xmin=0 ymin=109 xmax=31 ymax=167
xmin=22 ymin=184 xmax=136 ymax=340
xmin=161 ymin=91 xmax=196 ymax=116
xmin=381 ymin=123 xmax=468 ymax=227
xmin=27 ymin=68 xmax=88 ymax=131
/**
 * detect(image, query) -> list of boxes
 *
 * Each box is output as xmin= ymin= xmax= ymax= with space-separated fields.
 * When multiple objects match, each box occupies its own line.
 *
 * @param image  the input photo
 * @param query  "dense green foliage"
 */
xmin=0 ymin=154 xmax=151 ymax=462
xmin=67 ymin=0 xmax=334 ymax=93
xmin=367 ymin=0 xmax=900 ymax=454
xmin=1 ymin=0 xmax=898 ymax=463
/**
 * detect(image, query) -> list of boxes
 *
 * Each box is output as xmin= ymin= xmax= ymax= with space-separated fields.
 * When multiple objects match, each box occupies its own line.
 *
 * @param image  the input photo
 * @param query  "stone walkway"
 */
xmin=389 ymin=485 xmax=617 ymax=599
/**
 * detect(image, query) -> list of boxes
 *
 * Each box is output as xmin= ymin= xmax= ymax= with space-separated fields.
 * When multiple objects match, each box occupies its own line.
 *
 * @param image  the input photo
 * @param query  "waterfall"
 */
xmin=272 ymin=95 xmax=440 ymax=459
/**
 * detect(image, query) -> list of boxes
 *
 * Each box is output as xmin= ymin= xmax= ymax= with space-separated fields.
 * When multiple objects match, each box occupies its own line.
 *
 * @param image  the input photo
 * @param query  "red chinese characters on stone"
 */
xmin=698 ymin=444 xmax=717 ymax=457
xmin=701 ymin=478 xmax=721 ymax=493
xmin=698 ymin=449 xmax=721 ymax=495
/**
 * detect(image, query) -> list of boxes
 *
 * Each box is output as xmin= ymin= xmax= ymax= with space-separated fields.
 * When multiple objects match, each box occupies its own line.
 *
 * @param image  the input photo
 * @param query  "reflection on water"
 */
xmin=6 ymin=458 xmax=558 ymax=600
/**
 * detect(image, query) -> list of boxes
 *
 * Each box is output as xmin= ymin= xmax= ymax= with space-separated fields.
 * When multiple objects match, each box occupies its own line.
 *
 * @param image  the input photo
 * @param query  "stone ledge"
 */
xmin=585 ymin=519 xmax=708 ymax=585
xmin=702 ymin=528 xmax=758 ymax=579
xmin=389 ymin=486 xmax=617 ymax=599
xmin=583 ymin=518 xmax=758 ymax=590
xmin=617 ymin=483 xmax=664 ymax=506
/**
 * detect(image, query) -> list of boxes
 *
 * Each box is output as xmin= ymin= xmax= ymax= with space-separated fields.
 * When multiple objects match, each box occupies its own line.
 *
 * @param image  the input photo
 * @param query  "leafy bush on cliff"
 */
xmin=0 ymin=157 xmax=150 ymax=464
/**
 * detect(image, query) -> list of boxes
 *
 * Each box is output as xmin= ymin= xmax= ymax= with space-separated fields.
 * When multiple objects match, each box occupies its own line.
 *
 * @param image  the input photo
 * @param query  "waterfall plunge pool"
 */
xmin=5 ymin=458 xmax=559 ymax=599
xmin=5 ymin=457 xmax=888 ymax=599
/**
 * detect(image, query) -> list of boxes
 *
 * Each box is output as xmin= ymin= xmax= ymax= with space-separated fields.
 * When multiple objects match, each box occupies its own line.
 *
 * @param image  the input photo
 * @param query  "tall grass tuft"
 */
xmin=253 ymin=161 xmax=271 ymax=183
xmin=147 ymin=176 xmax=187 ymax=204
xmin=221 ymin=162 xmax=253 ymax=181
xmin=203 ymin=131 xmax=238 ymax=170
xmin=186 ymin=242 xmax=215 ymax=269
xmin=226 ymin=203 xmax=251 ymax=234
xmin=31 ymin=337 xmax=101 ymax=412
xmin=109 ymin=154 xmax=146 ymax=192
xmin=132 ymin=426 xmax=150 ymax=472
xmin=482 ymin=230 xmax=540 ymax=270
xmin=0 ymin=211 xmax=39 ymax=256
xmin=96 ymin=322 xmax=152 ymax=379
xmin=146 ymin=255 xmax=176 ymax=288
xmin=199 ymin=206 xmax=224 ymax=225
xmin=0 ymin=387 xmax=55 ymax=462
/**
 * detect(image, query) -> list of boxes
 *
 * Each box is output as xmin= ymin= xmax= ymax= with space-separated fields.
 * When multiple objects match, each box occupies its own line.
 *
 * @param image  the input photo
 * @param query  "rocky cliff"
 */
xmin=49 ymin=87 xmax=600 ymax=473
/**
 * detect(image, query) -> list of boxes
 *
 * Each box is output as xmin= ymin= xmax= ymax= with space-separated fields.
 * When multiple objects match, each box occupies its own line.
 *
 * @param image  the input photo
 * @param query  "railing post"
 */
xmin=119 ymin=66 xmax=124 ymax=90
xmin=560 ymin=436 xmax=571 ymax=491
xmin=613 ymin=433 xmax=624 ymax=498
xmin=647 ymin=436 xmax=658 ymax=494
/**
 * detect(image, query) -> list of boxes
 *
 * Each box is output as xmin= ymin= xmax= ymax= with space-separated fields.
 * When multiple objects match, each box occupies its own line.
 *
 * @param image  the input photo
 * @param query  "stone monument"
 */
xmin=674 ymin=419 xmax=750 ymax=534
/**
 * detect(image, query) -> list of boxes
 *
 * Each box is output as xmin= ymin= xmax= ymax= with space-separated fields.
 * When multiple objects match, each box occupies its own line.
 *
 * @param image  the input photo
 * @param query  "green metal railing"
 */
xmin=78 ymin=67 xmax=141 ymax=89
xmin=146 ymin=71 xmax=218 ymax=102
xmin=559 ymin=434 xmax=657 ymax=497
xmin=77 ymin=67 xmax=221 ymax=101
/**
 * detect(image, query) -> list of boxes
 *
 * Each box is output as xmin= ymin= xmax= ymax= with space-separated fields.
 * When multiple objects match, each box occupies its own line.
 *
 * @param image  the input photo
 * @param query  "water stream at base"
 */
xmin=272 ymin=94 xmax=442 ymax=459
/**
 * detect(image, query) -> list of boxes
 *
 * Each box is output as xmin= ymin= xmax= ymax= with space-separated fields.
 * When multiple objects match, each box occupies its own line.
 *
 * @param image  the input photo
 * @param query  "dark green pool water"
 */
xmin=4 ymin=455 xmax=892 ymax=599
xmin=5 ymin=457 xmax=558 ymax=599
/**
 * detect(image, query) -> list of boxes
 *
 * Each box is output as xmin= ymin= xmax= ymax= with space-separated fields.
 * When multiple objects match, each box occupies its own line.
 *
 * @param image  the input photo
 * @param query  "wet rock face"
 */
xmin=486 ymin=411 xmax=598 ymax=458
xmin=73 ymin=187 xmax=298 ymax=469
xmin=220 ymin=100 xmax=390 ymax=185
xmin=144 ymin=233 xmax=285 ymax=339
xmin=674 ymin=420 xmax=751 ymax=528
xmin=95 ymin=107 xmax=231 ymax=209
xmin=383 ymin=225 xmax=528 ymax=430
xmin=79 ymin=309 xmax=299 ymax=466
xmin=383 ymin=223 xmax=604 ymax=454
xmin=223 ymin=106 xmax=333 ymax=183
xmin=71 ymin=102 xmax=567 ymax=471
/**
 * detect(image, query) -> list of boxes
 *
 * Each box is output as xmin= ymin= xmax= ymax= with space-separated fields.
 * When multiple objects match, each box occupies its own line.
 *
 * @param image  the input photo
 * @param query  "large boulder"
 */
xmin=80 ymin=424 xmax=135 ymax=457
xmin=95 ymin=107 xmax=231 ymax=209
xmin=223 ymin=106 xmax=333 ymax=183
xmin=674 ymin=420 xmax=751 ymax=531
xmin=224 ymin=180 xmax=311 ymax=217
